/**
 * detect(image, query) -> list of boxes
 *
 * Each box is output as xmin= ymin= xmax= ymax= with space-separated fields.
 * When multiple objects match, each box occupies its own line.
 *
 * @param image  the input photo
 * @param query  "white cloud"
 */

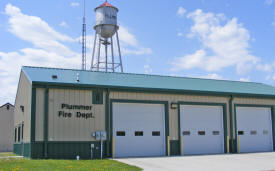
xmin=272 ymin=22 xmax=275 ymax=27
xmin=144 ymin=64 xmax=152 ymax=74
xmin=177 ymin=7 xmax=186 ymax=17
xmin=265 ymin=0 xmax=273 ymax=5
xmin=0 ymin=4 xmax=152 ymax=105
xmin=239 ymin=77 xmax=250 ymax=82
xmin=118 ymin=26 xmax=138 ymax=47
xmin=0 ymin=4 xmax=81 ymax=105
xmin=177 ymin=32 xmax=183 ymax=37
xmin=76 ymin=25 xmax=152 ymax=56
xmin=273 ymin=74 xmax=275 ymax=80
xmin=70 ymin=2 xmax=80 ymax=7
xmin=171 ymin=9 xmax=258 ymax=74
xmin=199 ymin=73 xmax=223 ymax=80
xmin=59 ymin=21 xmax=68 ymax=28
xmin=121 ymin=47 xmax=152 ymax=56
xmin=5 ymin=4 xmax=75 ymax=57
xmin=266 ymin=75 xmax=272 ymax=80
xmin=256 ymin=64 xmax=272 ymax=72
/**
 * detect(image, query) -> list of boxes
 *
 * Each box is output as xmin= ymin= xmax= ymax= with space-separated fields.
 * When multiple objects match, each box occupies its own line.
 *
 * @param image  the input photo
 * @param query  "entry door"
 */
xmin=180 ymin=105 xmax=224 ymax=155
xmin=113 ymin=102 xmax=166 ymax=158
xmin=236 ymin=107 xmax=273 ymax=153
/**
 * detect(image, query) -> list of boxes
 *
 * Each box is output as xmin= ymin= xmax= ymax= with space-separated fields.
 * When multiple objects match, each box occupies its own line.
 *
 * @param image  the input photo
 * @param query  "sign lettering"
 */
xmin=58 ymin=104 xmax=95 ymax=119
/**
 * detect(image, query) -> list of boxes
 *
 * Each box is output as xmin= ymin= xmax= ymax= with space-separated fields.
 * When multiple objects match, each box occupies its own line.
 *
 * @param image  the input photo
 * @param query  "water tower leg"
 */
xmin=111 ymin=37 xmax=115 ymax=72
xmin=116 ymin=30 xmax=123 ymax=73
xmin=91 ymin=33 xmax=97 ymax=70
xmin=105 ymin=38 xmax=108 ymax=72
xmin=97 ymin=35 xmax=101 ymax=71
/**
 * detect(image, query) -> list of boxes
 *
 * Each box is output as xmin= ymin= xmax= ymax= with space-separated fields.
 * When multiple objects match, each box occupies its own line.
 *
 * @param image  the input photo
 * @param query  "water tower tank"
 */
xmin=94 ymin=1 xmax=119 ymax=38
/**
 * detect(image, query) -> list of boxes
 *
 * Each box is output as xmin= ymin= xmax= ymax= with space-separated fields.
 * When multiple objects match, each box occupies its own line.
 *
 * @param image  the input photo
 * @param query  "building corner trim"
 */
xmin=44 ymin=88 xmax=49 ymax=158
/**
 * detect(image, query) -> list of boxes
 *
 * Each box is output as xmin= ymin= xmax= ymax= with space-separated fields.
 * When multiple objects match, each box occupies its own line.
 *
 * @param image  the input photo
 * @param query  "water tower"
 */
xmin=90 ymin=0 xmax=123 ymax=72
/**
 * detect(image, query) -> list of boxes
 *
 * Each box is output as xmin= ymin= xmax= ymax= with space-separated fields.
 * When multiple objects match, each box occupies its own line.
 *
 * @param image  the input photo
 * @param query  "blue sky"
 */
xmin=1 ymin=0 xmax=275 ymax=105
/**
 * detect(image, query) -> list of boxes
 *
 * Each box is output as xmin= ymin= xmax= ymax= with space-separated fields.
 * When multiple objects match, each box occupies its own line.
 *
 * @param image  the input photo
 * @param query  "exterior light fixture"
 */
xmin=170 ymin=102 xmax=178 ymax=109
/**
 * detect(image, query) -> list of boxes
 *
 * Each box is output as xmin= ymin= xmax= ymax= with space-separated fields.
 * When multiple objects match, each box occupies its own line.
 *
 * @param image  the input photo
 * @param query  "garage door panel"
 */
xmin=180 ymin=105 xmax=224 ymax=155
xmin=236 ymin=107 xmax=273 ymax=153
xmin=113 ymin=103 xmax=166 ymax=158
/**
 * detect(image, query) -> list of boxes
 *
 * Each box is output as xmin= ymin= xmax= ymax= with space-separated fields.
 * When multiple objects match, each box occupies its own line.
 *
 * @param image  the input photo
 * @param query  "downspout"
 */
xmin=229 ymin=95 xmax=234 ymax=153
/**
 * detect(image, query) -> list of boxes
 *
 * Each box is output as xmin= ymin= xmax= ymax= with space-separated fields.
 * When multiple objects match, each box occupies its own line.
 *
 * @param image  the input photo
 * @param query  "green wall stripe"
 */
xmin=170 ymin=140 xmax=180 ymax=156
xmin=31 ymin=141 xmax=106 ymax=159
xmin=272 ymin=106 xmax=275 ymax=151
xmin=13 ymin=143 xmax=31 ymax=158
xmin=105 ymin=89 xmax=110 ymax=156
xmin=32 ymin=82 xmax=275 ymax=99
xmin=229 ymin=96 xmax=235 ymax=153
xmin=31 ymin=87 xmax=36 ymax=144
xmin=43 ymin=88 xmax=49 ymax=158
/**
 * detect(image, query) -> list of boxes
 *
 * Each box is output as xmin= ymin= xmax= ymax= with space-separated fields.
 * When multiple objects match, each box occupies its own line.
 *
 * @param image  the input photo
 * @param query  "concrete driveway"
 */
xmin=116 ymin=152 xmax=275 ymax=171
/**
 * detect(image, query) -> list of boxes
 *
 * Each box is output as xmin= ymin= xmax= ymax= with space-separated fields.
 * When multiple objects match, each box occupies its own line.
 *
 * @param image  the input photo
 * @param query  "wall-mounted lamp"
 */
xmin=170 ymin=102 xmax=178 ymax=109
xmin=20 ymin=105 xmax=24 ymax=112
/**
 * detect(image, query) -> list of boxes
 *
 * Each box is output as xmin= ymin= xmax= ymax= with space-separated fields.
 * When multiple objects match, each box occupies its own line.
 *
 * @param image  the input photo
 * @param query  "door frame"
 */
xmin=234 ymin=104 xmax=275 ymax=152
xmin=110 ymin=99 xmax=169 ymax=157
xmin=178 ymin=101 xmax=228 ymax=155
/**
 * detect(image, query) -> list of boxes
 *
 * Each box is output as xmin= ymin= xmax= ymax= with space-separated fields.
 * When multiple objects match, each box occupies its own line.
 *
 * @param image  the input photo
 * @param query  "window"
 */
xmin=238 ymin=131 xmax=244 ymax=135
xmin=152 ymin=131 xmax=160 ymax=136
xmin=263 ymin=130 xmax=269 ymax=135
xmin=182 ymin=131 xmax=191 ymax=136
xmin=14 ymin=128 xmax=17 ymax=142
xmin=20 ymin=106 xmax=24 ymax=112
xmin=116 ymin=131 xmax=125 ymax=136
xmin=212 ymin=131 xmax=220 ymax=135
xmin=18 ymin=126 xmax=21 ymax=142
xmin=135 ymin=131 xmax=143 ymax=136
xmin=92 ymin=90 xmax=103 ymax=104
xmin=21 ymin=123 xmax=24 ymax=140
xmin=6 ymin=105 xmax=10 ymax=110
xmin=198 ymin=131 xmax=205 ymax=136
xmin=250 ymin=130 xmax=257 ymax=135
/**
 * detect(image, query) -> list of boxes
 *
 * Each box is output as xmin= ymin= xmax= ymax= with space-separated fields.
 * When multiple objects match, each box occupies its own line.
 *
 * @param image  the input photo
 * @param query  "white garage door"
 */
xmin=113 ymin=103 xmax=166 ymax=158
xmin=180 ymin=105 xmax=224 ymax=155
xmin=236 ymin=107 xmax=273 ymax=153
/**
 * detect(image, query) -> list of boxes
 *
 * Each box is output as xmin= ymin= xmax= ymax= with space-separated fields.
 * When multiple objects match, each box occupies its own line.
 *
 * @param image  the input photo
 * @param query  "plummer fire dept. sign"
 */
xmin=58 ymin=103 xmax=95 ymax=119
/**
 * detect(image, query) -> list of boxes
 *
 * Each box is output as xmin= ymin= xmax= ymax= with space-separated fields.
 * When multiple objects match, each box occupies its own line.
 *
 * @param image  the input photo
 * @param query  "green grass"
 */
xmin=0 ymin=158 xmax=142 ymax=171
xmin=0 ymin=152 xmax=16 ymax=157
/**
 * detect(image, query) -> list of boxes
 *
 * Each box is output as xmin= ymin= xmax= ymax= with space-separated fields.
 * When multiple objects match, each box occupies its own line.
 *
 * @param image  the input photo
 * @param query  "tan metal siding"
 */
xmin=48 ymin=89 xmax=105 ymax=141
xmin=35 ymin=88 xmax=45 ymax=141
xmin=14 ymin=71 xmax=31 ymax=143
xmin=0 ymin=104 xmax=14 ymax=151
xmin=109 ymin=91 xmax=230 ymax=140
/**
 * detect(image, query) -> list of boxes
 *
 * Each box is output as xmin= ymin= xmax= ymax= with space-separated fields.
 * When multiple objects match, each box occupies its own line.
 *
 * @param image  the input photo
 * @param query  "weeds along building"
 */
xmin=0 ymin=103 xmax=14 ymax=152
xmin=13 ymin=66 xmax=275 ymax=159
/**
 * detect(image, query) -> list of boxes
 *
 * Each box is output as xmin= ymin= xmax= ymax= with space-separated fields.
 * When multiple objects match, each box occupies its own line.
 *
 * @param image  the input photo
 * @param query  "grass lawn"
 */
xmin=0 ymin=152 xmax=16 ymax=157
xmin=0 ymin=157 xmax=141 ymax=171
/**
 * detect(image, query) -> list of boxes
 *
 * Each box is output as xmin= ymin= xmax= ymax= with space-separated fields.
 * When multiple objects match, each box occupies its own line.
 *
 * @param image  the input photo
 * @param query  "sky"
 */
xmin=1 ymin=0 xmax=275 ymax=105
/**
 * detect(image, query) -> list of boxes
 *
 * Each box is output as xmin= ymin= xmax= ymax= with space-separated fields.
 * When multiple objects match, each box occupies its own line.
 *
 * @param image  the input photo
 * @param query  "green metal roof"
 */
xmin=22 ymin=66 xmax=275 ymax=97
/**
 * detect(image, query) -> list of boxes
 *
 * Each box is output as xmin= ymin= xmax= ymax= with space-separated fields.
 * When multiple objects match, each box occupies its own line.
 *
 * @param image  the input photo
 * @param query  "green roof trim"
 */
xmin=22 ymin=66 xmax=275 ymax=97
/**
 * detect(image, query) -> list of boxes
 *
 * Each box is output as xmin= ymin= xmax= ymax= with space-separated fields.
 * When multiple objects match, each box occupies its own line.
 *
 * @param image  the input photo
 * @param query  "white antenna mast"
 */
xmin=81 ymin=0 xmax=87 ymax=70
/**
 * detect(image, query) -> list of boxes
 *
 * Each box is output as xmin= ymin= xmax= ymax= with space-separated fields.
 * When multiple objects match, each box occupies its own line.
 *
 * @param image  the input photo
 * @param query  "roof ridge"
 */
xmin=0 ymin=103 xmax=14 ymax=108
xmin=21 ymin=66 xmax=271 ymax=86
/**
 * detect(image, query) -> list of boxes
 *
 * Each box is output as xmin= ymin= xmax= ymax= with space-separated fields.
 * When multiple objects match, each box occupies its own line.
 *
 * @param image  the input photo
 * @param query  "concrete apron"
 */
xmin=115 ymin=152 xmax=275 ymax=171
